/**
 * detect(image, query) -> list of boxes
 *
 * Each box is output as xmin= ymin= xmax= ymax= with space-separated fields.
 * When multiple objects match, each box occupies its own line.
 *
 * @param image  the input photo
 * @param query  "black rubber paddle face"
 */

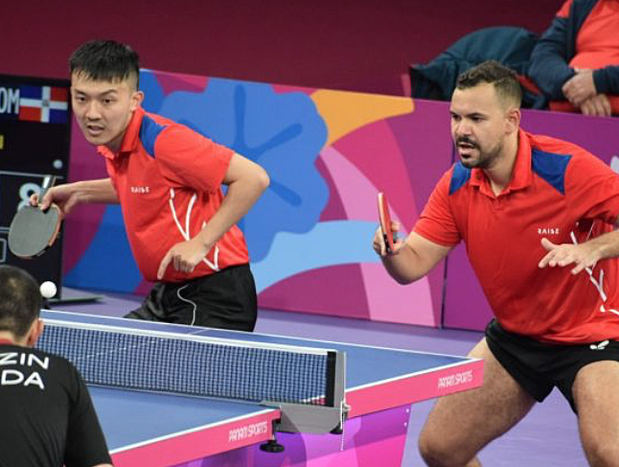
xmin=8 ymin=205 xmax=61 ymax=258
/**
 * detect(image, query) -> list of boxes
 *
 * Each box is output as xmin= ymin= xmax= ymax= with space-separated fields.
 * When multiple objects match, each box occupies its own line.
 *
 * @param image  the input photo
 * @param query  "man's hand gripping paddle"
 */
xmin=8 ymin=176 xmax=62 ymax=259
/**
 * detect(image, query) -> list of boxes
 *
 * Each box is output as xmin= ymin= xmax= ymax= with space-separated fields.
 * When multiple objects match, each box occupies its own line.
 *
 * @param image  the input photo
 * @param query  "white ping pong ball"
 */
xmin=40 ymin=281 xmax=57 ymax=299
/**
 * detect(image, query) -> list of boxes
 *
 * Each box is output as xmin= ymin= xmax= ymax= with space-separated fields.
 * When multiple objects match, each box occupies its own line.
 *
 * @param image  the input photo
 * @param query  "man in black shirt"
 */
xmin=0 ymin=265 xmax=112 ymax=467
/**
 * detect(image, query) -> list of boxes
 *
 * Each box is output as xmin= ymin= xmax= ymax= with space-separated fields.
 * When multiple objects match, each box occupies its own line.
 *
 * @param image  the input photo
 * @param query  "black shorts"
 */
xmin=485 ymin=319 xmax=619 ymax=412
xmin=125 ymin=264 xmax=257 ymax=332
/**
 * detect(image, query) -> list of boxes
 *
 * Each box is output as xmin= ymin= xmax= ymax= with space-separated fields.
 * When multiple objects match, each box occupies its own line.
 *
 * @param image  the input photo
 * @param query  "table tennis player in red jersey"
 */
xmin=373 ymin=61 xmax=619 ymax=465
xmin=35 ymin=40 xmax=269 ymax=332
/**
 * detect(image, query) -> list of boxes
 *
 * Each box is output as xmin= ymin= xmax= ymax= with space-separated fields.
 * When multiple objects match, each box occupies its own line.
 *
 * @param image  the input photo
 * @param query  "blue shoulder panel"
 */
xmin=531 ymin=148 xmax=572 ymax=195
xmin=139 ymin=115 xmax=167 ymax=158
xmin=449 ymin=161 xmax=471 ymax=195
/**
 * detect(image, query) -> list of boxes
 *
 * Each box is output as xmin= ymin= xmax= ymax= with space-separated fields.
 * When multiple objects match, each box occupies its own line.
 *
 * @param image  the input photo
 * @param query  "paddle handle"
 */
xmin=39 ymin=175 xmax=57 ymax=200
xmin=37 ymin=175 xmax=58 ymax=213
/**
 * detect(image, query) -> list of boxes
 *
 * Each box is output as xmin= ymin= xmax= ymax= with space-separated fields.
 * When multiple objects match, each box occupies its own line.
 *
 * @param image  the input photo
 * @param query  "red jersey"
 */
xmin=572 ymin=0 xmax=619 ymax=69
xmin=415 ymin=130 xmax=619 ymax=343
xmin=98 ymin=107 xmax=250 ymax=283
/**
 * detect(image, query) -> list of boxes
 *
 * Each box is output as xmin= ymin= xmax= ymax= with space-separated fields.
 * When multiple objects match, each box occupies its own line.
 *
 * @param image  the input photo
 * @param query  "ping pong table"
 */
xmin=40 ymin=310 xmax=483 ymax=467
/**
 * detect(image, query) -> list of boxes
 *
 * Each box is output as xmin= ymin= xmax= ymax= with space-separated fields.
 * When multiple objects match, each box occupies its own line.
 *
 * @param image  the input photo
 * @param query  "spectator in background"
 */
xmin=409 ymin=26 xmax=540 ymax=107
xmin=528 ymin=0 xmax=619 ymax=117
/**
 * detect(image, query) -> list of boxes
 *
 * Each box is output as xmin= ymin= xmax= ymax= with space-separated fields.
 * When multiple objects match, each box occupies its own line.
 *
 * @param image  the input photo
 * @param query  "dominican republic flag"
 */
xmin=18 ymin=85 xmax=69 ymax=123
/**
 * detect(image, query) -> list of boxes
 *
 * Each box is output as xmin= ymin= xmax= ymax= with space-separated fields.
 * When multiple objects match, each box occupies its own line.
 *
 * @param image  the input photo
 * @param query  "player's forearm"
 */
xmin=583 ymin=229 xmax=619 ymax=262
xmin=72 ymin=179 xmax=119 ymax=204
xmin=196 ymin=168 xmax=269 ymax=247
xmin=381 ymin=244 xmax=431 ymax=284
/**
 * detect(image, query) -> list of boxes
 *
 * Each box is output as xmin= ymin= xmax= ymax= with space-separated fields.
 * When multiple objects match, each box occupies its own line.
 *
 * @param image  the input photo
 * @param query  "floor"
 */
xmin=52 ymin=287 xmax=588 ymax=466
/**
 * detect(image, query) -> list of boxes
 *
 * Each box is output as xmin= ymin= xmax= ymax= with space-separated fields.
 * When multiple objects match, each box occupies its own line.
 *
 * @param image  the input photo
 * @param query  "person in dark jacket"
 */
xmin=528 ymin=0 xmax=619 ymax=116
xmin=410 ymin=26 xmax=540 ymax=107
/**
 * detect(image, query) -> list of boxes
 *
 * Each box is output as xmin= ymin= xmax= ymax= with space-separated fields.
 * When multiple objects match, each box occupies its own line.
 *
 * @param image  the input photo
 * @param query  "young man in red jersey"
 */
xmin=37 ymin=40 xmax=269 ymax=331
xmin=374 ymin=61 xmax=619 ymax=465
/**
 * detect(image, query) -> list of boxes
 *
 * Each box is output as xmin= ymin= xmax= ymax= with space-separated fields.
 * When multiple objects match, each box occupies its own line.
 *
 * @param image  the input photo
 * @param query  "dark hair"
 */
xmin=69 ymin=39 xmax=140 ymax=89
xmin=0 ymin=266 xmax=42 ymax=338
xmin=455 ymin=60 xmax=522 ymax=107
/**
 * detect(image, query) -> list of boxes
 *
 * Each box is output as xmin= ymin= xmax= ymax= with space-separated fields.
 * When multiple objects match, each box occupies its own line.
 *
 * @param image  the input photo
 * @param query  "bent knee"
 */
xmin=419 ymin=428 xmax=476 ymax=467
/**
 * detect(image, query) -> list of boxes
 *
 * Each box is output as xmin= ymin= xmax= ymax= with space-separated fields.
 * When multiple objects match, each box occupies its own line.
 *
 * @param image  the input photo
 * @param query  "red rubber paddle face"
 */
xmin=377 ymin=192 xmax=395 ymax=254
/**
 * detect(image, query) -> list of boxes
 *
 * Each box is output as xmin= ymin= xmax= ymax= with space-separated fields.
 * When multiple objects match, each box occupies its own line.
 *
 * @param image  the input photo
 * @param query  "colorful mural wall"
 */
xmin=62 ymin=69 xmax=619 ymax=330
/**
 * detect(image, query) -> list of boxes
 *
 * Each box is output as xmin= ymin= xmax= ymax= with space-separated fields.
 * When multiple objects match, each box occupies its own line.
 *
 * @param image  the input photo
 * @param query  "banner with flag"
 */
xmin=18 ymin=85 xmax=69 ymax=124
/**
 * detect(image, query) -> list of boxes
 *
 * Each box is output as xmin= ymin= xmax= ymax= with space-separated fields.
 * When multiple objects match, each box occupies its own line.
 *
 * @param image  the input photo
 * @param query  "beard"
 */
xmin=456 ymin=136 xmax=503 ymax=170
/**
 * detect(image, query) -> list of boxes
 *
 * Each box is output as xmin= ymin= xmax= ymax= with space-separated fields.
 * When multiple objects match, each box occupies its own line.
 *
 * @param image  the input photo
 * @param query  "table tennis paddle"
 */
xmin=8 ymin=175 xmax=62 ymax=259
xmin=377 ymin=192 xmax=395 ymax=254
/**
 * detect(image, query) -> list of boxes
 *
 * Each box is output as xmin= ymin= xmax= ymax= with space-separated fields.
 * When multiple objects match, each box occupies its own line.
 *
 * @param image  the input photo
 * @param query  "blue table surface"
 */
xmin=90 ymin=386 xmax=275 ymax=450
xmin=40 ymin=310 xmax=475 ymax=452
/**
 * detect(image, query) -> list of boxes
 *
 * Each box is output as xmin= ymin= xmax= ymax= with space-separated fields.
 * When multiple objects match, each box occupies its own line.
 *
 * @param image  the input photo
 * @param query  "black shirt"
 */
xmin=0 ymin=342 xmax=111 ymax=467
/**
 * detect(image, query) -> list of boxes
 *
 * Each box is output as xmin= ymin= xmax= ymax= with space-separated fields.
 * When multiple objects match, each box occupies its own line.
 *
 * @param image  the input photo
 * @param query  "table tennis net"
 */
xmin=37 ymin=320 xmax=339 ymax=406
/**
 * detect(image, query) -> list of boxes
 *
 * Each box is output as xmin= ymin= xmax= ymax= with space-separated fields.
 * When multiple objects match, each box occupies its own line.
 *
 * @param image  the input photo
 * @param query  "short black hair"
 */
xmin=0 ymin=266 xmax=42 ymax=338
xmin=455 ymin=60 xmax=522 ymax=108
xmin=69 ymin=39 xmax=140 ymax=89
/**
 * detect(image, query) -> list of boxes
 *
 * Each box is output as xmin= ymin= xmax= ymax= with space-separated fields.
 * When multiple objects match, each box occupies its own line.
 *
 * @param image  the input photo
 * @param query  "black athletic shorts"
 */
xmin=124 ymin=264 xmax=257 ymax=331
xmin=485 ymin=319 xmax=619 ymax=412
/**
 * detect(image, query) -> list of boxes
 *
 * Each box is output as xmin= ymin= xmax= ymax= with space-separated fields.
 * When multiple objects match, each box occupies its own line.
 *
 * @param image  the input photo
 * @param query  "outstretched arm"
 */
xmin=538 ymin=221 xmax=619 ymax=274
xmin=33 ymin=178 xmax=119 ymax=216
